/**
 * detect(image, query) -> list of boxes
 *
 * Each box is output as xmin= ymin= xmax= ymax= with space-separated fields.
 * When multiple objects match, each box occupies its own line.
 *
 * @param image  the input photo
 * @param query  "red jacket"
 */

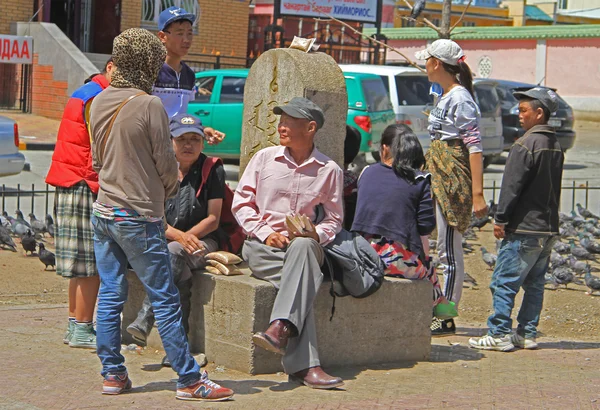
xmin=46 ymin=75 xmax=109 ymax=193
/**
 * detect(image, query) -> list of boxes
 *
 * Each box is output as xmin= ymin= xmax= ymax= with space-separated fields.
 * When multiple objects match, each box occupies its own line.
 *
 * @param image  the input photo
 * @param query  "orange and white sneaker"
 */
xmin=176 ymin=370 xmax=234 ymax=402
xmin=102 ymin=373 xmax=132 ymax=395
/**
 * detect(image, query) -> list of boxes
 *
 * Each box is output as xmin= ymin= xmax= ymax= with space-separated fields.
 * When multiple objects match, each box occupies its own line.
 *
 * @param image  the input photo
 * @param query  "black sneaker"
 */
xmin=431 ymin=318 xmax=456 ymax=336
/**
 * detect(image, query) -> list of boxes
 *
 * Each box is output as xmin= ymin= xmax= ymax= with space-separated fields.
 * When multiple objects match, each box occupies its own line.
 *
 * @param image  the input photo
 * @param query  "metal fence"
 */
xmin=2 ymin=182 xmax=599 ymax=220
xmin=184 ymin=53 xmax=256 ymax=72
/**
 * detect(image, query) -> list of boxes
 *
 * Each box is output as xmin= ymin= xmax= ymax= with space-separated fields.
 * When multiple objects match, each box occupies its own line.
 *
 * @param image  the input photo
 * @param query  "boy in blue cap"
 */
xmin=154 ymin=6 xmax=224 ymax=144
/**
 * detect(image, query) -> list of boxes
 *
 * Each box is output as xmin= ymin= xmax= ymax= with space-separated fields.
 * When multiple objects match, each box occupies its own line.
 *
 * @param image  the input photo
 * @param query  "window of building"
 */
xmin=401 ymin=19 xmax=416 ymax=27
xmin=142 ymin=0 xmax=199 ymax=30
xmin=432 ymin=18 xmax=441 ymax=26
xmin=463 ymin=21 xmax=476 ymax=27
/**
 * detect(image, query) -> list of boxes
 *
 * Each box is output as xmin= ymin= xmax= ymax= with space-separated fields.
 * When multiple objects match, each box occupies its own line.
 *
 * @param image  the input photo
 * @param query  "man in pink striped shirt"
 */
xmin=232 ymin=97 xmax=344 ymax=389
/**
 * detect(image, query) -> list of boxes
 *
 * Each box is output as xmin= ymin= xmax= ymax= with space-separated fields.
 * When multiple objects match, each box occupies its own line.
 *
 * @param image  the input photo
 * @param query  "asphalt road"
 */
xmin=1 ymin=126 xmax=598 ymax=219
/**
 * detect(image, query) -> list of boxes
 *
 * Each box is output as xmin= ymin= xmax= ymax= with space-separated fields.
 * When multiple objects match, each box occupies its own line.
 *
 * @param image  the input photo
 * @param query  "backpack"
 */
xmin=198 ymin=157 xmax=245 ymax=255
xmin=323 ymin=228 xmax=385 ymax=318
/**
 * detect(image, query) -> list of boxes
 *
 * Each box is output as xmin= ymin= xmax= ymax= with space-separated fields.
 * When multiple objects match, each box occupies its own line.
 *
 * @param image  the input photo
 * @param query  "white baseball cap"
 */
xmin=415 ymin=39 xmax=465 ymax=66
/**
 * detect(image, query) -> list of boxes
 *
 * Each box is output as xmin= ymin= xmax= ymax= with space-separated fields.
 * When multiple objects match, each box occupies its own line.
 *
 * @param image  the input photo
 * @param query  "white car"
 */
xmin=339 ymin=64 xmax=504 ymax=167
xmin=0 ymin=115 xmax=25 ymax=177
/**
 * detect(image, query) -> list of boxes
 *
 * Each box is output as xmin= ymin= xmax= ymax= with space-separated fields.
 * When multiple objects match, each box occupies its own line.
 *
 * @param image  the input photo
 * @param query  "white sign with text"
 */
xmin=0 ymin=35 xmax=33 ymax=64
xmin=280 ymin=0 xmax=378 ymax=23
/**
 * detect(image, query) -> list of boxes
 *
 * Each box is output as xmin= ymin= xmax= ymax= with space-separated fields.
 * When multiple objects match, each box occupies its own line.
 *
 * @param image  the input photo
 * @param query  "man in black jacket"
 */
xmin=469 ymin=87 xmax=564 ymax=352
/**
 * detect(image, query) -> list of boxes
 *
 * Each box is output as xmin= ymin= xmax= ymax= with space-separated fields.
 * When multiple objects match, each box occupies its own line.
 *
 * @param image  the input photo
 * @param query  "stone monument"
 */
xmin=239 ymin=48 xmax=348 ymax=176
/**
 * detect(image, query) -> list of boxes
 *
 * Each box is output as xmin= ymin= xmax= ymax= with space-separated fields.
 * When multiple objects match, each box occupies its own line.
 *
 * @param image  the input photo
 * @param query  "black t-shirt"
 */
xmin=166 ymin=153 xmax=226 ymax=233
xmin=182 ymin=153 xmax=226 ymax=201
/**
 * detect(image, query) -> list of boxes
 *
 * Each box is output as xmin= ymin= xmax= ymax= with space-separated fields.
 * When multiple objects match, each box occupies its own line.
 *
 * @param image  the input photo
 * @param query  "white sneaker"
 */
xmin=510 ymin=333 xmax=538 ymax=350
xmin=468 ymin=334 xmax=515 ymax=352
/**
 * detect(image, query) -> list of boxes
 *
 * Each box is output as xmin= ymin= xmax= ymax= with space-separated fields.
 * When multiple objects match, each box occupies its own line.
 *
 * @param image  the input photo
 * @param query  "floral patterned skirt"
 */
xmin=368 ymin=236 xmax=444 ymax=306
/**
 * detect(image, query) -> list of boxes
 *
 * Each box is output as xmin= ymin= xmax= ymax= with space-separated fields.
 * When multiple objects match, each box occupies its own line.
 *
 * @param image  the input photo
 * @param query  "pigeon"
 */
xmin=462 ymin=238 xmax=474 ymax=254
xmin=0 ymin=215 xmax=10 ymax=229
xmin=20 ymin=230 xmax=37 ymax=256
xmin=568 ymin=255 xmax=598 ymax=275
xmin=584 ymin=265 xmax=600 ymax=295
xmin=15 ymin=210 xmax=32 ymax=229
xmin=409 ymin=0 xmax=426 ymax=19
xmin=464 ymin=272 xmax=478 ymax=287
xmin=577 ymin=203 xmax=599 ymax=220
xmin=38 ymin=243 xmax=56 ymax=270
xmin=553 ymin=240 xmax=570 ymax=254
xmin=578 ymin=233 xmax=600 ymax=254
xmin=487 ymin=199 xmax=498 ymax=219
xmin=551 ymin=266 xmax=576 ymax=289
xmin=463 ymin=227 xmax=477 ymax=240
xmin=569 ymin=210 xmax=586 ymax=228
xmin=480 ymin=247 xmax=497 ymax=269
xmin=559 ymin=212 xmax=573 ymax=224
xmin=550 ymin=251 xmax=567 ymax=267
xmin=569 ymin=239 xmax=595 ymax=261
xmin=583 ymin=222 xmax=600 ymax=238
xmin=45 ymin=214 xmax=55 ymax=238
xmin=0 ymin=225 xmax=17 ymax=251
xmin=559 ymin=223 xmax=578 ymax=238
xmin=28 ymin=213 xmax=47 ymax=237
xmin=469 ymin=214 xmax=491 ymax=231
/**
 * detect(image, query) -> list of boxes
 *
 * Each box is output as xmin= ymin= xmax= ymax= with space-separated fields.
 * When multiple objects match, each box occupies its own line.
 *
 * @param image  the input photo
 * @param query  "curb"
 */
xmin=19 ymin=141 xmax=56 ymax=151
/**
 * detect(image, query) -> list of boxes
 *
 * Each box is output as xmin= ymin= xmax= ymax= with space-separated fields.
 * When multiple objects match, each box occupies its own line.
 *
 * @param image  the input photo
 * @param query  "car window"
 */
xmin=474 ymin=84 xmax=500 ymax=114
xmin=395 ymin=75 xmax=433 ymax=106
xmin=194 ymin=76 xmax=216 ymax=103
xmin=361 ymin=78 xmax=393 ymax=112
xmin=219 ymin=76 xmax=246 ymax=104
xmin=496 ymin=86 xmax=518 ymax=104
xmin=379 ymin=75 xmax=390 ymax=93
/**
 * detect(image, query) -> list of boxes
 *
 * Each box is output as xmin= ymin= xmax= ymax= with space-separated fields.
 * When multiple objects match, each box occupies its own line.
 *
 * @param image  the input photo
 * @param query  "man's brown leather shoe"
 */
xmin=252 ymin=319 xmax=295 ymax=355
xmin=289 ymin=366 xmax=344 ymax=390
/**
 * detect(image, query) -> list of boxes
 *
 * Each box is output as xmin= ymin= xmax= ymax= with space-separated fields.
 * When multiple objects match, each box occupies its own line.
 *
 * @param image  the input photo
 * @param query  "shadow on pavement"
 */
xmin=218 ymin=379 xmax=278 ymax=395
xmin=430 ymin=344 xmax=484 ymax=362
xmin=538 ymin=341 xmax=600 ymax=350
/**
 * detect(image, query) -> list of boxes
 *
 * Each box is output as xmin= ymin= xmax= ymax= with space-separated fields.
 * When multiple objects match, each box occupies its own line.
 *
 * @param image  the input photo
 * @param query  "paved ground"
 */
xmin=0 ymin=303 xmax=599 ymax=410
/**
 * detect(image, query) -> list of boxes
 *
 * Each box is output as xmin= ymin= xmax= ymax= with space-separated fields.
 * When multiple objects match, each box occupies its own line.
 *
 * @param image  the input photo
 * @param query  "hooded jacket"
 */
xmin=494 ymin=124 xmax=564 ymax=235
xmin=45 ymin=74 xmax=109 ymax=193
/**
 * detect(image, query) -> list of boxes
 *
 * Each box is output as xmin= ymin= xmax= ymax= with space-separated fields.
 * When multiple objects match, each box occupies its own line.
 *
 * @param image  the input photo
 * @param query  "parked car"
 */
xmin=188 ymin=69 xmax=395 ymax=159
xmin=473 ymin=79 xmax=505 ymax=168
xmin=340 ymin=64 xmax=503 ymax=167
xmin=493 ymin=79 xmax=576 ymax=152
xmin=0 ymin=115 xmax=25 ymax=177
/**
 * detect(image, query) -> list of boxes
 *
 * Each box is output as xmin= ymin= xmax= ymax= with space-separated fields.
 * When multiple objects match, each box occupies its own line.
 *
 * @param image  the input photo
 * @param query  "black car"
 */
xmin=493 ymin=80 xmax=576 ymax=152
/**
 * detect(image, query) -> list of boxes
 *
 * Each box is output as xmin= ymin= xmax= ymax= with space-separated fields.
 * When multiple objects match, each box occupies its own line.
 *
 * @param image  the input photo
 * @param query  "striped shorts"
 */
xmin=54 ymin=182 xmax=98 ymax=278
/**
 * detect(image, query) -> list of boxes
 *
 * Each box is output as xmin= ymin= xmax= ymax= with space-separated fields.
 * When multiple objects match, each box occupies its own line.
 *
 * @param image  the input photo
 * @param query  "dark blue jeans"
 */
xmin=487 ymin=233 xmax=557 ymax=338
xmin=91 ymin=216 xmax=200 ymax=388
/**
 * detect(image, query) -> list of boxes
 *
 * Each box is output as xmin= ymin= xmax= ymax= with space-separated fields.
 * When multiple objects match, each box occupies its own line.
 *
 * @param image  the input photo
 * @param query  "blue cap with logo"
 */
xmin=170 ymin=114 xmax=205 ymax=138
xmin=158 ymin=6 xmax=195 ymax=31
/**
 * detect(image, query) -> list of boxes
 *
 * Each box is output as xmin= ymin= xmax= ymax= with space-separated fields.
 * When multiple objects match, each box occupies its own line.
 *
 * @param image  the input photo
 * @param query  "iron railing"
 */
xmin=2 ymin=182 xmax=599 ymax=220
xmin=184 ymin=53 xmax=256 ymax=72
xmin=0 ymin=63 xmax=32 ymax=112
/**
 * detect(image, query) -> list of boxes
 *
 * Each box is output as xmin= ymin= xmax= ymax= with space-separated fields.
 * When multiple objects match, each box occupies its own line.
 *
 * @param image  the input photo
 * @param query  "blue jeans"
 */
xmin=487 ymin=233 xmax=557 ymax=338
xmin=91 ymin=216 xmax=200 ymax=388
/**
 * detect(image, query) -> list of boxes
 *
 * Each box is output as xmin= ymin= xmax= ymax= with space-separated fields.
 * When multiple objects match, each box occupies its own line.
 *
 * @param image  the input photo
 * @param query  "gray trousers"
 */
xmin=242 ymin=237 xmax=325 ymax=375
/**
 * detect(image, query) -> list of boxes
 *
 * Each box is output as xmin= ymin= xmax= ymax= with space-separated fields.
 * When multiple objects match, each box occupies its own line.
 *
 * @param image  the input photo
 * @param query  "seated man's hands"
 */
xmin=204 ymin=127 xmax=225 ymax=145
xmin=265 ymin=232 xmax=290 ymax=249
xmin=177 ymin=231 xmax=206 ymax=255
xmin=285 ymin=214 xmax=319 ymax=242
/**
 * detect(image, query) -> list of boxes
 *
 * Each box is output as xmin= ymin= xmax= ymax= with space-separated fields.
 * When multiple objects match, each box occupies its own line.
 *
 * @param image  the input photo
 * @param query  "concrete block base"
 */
xmin=122 ymin=268 xmax=432 ymax=375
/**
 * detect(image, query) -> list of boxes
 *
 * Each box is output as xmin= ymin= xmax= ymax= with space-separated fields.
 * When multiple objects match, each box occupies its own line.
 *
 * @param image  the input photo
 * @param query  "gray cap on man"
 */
xmin=513 ymin=87 xmax=559 ymax=114
xmin=273 ymin=97 xmax=325 ymax=130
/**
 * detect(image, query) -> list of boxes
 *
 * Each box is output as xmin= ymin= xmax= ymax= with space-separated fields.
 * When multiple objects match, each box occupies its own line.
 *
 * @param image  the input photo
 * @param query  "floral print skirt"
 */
xmin=368 ymin=236 xmax=444 ymax=306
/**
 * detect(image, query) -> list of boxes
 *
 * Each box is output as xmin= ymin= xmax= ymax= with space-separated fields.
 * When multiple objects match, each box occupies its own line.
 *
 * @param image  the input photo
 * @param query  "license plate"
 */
xmin=548 ymin=119 xmax=561 ymax=127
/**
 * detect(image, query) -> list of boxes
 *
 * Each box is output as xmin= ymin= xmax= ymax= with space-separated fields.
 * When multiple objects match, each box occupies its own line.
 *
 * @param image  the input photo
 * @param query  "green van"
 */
xmin=188 ymin=69 xmax=395 ymax=159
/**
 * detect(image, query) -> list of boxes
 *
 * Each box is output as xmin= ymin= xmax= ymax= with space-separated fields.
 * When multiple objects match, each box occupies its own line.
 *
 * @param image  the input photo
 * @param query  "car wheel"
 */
xmin=371 ymin=151 xmax=381 ymax=162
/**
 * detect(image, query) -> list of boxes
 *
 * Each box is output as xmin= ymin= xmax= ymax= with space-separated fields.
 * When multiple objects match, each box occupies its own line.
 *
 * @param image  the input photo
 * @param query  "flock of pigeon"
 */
xmin=464 ymin=202 xmax=600 ymax=296
xmin=0 ymin=210 xmax=56 ymax=270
